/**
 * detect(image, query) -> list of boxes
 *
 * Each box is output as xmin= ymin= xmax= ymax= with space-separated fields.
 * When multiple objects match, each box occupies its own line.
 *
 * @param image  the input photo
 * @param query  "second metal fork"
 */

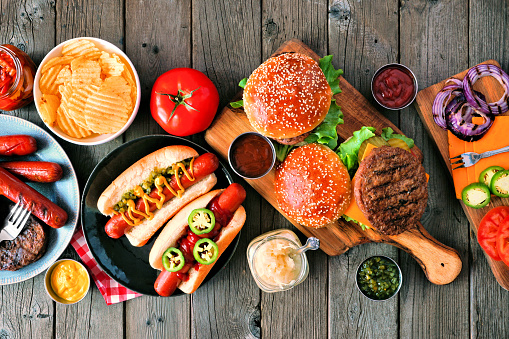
xmin=451 ymin=144 xmax=509 ymax=169
xmin=0 ymin=201 xmax=31 ymax=242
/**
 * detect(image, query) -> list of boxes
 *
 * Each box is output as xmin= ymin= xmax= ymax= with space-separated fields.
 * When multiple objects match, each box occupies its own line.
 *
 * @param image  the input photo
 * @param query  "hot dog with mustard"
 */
xmin=151 ymin=183 xmax=246 ymax=296
xmin=97 ymin=145 xmax=219 ymax=247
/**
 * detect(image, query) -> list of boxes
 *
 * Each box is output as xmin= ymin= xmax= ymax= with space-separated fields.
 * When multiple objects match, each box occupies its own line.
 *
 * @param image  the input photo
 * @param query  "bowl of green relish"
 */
xmin=356 ymin=256 xmax=402 ymax=301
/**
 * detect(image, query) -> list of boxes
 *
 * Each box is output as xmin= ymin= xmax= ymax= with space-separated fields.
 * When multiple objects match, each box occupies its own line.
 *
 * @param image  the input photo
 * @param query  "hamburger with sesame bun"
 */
xmin=275 ymin=143 xmax=351 ymax=228
xmin=241 ymin=53 xmax=343 ymax=153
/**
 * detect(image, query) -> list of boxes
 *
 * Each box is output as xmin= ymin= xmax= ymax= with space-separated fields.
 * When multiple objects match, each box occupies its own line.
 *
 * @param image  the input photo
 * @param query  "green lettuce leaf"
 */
xmin=343 ymin=215 xmax=370 ymax=230
xmin=304 ymin=99 xmax=344 ymax=149
xmin=238 ymin=78 xmax=247 ymax=89
xmin=230 ymin=100 xmax=243 ymax=108
xmin=337 ymin=126 xmax=376 ymax=174
xmin=273 ymin=143 xmax=294 ymax=163
xmin=319 ymin=55 xmax=343 ymax=95
xmin=229 ymin=78 xmax=248 ymax=108
xmin=381 ymin=127 xmax=415 ymax=148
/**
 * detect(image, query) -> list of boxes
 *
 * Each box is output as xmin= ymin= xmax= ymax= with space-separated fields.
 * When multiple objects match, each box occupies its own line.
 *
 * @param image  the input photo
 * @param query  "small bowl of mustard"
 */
xmin=44 ymin=259 xmax=90 ymax=305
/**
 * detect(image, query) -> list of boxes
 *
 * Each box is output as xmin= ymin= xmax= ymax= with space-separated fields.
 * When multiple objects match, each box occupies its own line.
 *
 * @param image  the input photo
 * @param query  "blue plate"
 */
xmin=0 ymin=115 xmax=79 ymax=285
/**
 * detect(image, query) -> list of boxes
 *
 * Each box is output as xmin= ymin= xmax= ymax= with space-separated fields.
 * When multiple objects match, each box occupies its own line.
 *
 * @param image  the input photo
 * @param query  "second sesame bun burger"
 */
xmin=243 ymin=53 xmax=333 ymax=145
xmin=275 ymin=143 xmax=351 ymax=228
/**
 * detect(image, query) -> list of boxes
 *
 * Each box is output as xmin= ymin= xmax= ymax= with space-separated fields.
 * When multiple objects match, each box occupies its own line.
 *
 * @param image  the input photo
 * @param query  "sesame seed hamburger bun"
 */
xmin=243 ymin=53 xmax=332 ymax=144
xmin=275 ymin=143 xmax=351 ymax=228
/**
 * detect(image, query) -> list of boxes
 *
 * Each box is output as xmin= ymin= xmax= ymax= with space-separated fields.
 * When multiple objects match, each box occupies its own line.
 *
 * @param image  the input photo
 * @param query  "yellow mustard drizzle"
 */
xmin=120 ymin=159 xmax=196 ymax=226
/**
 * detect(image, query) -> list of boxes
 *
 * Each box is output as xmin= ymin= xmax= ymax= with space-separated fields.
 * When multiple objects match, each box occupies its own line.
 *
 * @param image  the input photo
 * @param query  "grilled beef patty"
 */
xmin=0 ymin=215 xmax=48 ymax=271
xmin=354 ymin=146 xmax=428 ymax=235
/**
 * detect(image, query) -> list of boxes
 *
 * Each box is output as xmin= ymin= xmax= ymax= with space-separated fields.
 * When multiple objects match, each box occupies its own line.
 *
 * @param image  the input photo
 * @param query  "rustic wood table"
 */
xmin=1 ymin=0 xmax=509 ymax=338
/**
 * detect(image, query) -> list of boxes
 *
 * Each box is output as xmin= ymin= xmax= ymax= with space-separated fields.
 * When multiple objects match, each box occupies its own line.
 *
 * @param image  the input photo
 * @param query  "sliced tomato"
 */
xmin=496 ymin=215 xmax=509 ymax=267
xmin=477 ymin=206 xmax=509 ymax=261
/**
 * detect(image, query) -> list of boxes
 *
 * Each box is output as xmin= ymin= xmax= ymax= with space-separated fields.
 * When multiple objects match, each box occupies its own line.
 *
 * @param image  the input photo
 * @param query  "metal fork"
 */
xmin=450 ymin=144 xmax=509 ymax=169
xmin=0 ymin=201 xmax=31 ymax=242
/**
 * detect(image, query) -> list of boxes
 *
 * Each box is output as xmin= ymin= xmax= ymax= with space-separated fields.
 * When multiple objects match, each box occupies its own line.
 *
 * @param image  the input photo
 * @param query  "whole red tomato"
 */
xmin=150 ymin=68 xmax=219 ymax=136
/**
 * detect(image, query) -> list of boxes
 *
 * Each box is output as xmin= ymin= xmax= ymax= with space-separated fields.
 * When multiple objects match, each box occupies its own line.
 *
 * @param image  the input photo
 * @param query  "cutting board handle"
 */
xmin=389 ymin=222 xmax=462 ymax=285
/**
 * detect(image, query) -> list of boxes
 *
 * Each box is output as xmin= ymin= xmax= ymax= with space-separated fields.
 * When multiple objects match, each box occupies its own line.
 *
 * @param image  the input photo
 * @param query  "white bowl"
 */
xmin=34 ymin=37 xmax=141 ymax=146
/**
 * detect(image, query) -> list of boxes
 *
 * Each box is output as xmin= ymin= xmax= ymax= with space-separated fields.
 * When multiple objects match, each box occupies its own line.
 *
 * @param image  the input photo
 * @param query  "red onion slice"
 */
xmin=462 ymin=64 xmax=509 ymax=115
xmin=445 ymin=91 xmax=494 ymax=142
xmin=432 ymin=86 xmax=463 ymax=129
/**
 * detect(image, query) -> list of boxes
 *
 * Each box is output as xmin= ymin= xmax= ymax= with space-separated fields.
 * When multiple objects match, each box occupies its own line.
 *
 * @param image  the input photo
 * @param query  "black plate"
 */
xmin=81 ymin=135 xmax=236 ymax=296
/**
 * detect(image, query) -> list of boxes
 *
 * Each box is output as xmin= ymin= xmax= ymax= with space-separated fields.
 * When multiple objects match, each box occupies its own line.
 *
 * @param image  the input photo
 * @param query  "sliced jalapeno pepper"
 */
xmin=462 ymin=183 xmax=491 ymax=209
xmin=162 ymin=247 xmax=185 ymax=272
xmin=479 ymin=166 xmax=504 ymax=187
xmin=188 ymin=208 xmax=215 ymax=235
xmin=193 ymin=238 xmax=219 ymax=265
xmin=491 ymin=170 xmax=509 ymax=198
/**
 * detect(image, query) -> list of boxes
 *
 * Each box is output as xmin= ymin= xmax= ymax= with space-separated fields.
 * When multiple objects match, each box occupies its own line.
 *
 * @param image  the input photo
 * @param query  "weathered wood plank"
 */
xmin=399 ymin=0 xmax=470 ymax=337
xmin=0 ymin=274 xmax=53 ymax=339
xmin=259 ymin=2 xmax=329 ymax=339
xmin=125 ymin=0 xmax=192 ymax=138
xmin=0 ymin=1 xmax=55 ymax=338
xmin=191 ymin=0 xmax=262 ymax=338
xmin=124 ymin=1 xmax=192 ymax=338
xmin=327 ymin=1 xmax=399 ymax=338
xmin=468 ymin=0 xmax=509 ymax=337
xmin=54 ymin=1 xmax=125 ymax=338
xmin=0 ymin=0 xmax=56 ymax=124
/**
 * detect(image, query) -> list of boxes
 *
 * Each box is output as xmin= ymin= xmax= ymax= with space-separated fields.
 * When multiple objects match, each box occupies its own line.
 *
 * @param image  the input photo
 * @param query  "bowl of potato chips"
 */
xmin=34 ymin=37 xmax=141 ymax=145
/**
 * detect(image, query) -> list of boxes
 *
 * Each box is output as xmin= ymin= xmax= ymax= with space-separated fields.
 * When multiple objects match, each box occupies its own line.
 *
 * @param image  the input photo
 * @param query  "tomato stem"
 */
xmin=156 ymin=87 xmax=201 ymax=120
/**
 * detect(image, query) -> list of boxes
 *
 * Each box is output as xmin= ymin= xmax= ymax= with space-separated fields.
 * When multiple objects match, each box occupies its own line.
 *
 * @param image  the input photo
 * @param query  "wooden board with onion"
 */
xmin=415 ymin=60 xmax=509 ymax=290
xmin=205 ymin=39 xmax=462 ymax=286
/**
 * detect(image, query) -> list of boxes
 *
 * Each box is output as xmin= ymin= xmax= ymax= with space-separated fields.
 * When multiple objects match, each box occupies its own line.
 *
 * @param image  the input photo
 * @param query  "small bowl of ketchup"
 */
xmin=371 ymin=63 xmax=418 ymax=110
xmin=228 ymin=132 xmax=276 ymax=179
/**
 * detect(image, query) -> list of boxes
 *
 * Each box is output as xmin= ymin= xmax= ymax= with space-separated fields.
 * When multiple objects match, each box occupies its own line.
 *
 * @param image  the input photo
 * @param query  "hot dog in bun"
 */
xmin=97 ymin=145 xmax=219 ymax=246
xmin=151 ymin=183 xmax=246 ymax=296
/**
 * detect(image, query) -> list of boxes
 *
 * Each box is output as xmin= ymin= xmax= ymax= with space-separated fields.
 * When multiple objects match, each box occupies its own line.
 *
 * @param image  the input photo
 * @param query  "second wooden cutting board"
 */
xmin=415 ymin=60 xmax=509 ymax=291
xmin=205 ymin=39 xmax=462 ymax=285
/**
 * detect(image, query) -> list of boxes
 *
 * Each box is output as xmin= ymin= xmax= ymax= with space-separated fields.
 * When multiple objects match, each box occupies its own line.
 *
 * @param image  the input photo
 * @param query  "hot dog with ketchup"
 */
xmin=97 ymin=145 xmax=219 ymax=247
xmin=151 ymin=183 xmax=246 ymax=296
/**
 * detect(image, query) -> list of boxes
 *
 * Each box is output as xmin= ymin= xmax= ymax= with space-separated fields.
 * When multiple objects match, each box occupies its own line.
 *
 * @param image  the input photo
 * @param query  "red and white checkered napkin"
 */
xmin=70 ymin=227 xmax=142 ymax=305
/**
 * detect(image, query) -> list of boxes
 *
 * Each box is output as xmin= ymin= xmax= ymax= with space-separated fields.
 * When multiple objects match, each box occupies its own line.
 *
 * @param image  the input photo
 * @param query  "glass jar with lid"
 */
xmin=0 ymin=44 xmax=36 ymax=111
xmin=247 ymin=229 xmax=309 ymax=293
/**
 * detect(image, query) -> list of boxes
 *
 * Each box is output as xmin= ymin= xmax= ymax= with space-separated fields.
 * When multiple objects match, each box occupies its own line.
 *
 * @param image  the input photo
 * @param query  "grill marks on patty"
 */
xmin=0 ymin=215 xmax=48 ymax=271
xmin=354 ymin=146 xmax=428 ymax=235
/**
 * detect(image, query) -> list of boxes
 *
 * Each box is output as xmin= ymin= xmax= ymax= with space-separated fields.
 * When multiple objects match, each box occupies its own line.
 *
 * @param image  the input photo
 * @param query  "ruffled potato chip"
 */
xmin=71 ymin=59 xmax=102 ymax=88
xmin=99 ymin=52 xmax=125 ymax=77
xmin=39 ymin=65 xmax=62 ymax=95
xmin=68 ymin=83 xmax=101 ymax=129
xmin=85 ymin=90 xmax=129 ymax=134
xmin=55 ymin=65 xmax=72 ymax=85
xmin=62 ymin=39 xmax=101 ymax=59
xmin=56 ymin=106 xmax=93 ymax=139
xmin=38 ymin=94 xmax=60 ymax=126
xmin=40 ymin=56 xmax=73 ymax=74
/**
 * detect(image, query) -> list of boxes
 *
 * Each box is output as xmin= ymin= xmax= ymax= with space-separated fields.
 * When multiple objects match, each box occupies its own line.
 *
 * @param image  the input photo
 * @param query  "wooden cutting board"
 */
xmin=205 ymin=39 xmax=462 ymax=285
xmin=415 ymin=60 xmax=509 ymax=291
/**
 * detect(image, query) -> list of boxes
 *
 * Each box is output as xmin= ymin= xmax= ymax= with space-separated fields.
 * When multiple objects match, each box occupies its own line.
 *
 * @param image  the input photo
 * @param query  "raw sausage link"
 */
xmin=0 ymin=135 xmax=37 ymax=156
xmin=105 ymin=153 xmax=219 ymax=238
xmin=0 ymin=161 xmax=63 ymax=182
xmin=0 ymin=167 xmax=68 ymax=228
